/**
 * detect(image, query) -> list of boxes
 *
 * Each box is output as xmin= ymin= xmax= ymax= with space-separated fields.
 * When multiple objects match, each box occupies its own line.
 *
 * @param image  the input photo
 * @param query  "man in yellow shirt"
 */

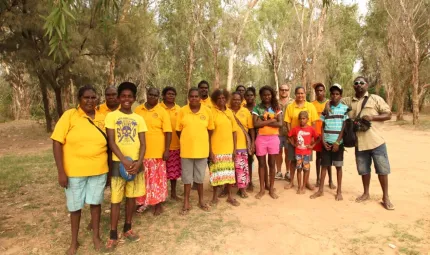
xmin=97 ymin=86 xmax=120 ymax=115
xmin=104 ymin=82 xmax=147 ymax=251
xmin=198 ymin=80 xmax=213 ymax=108
xmin=176 ymin=88 xmax=214 ymax=215
xmin=311 ymin=83 xmax=335 ymax=189
xmin=135 ymin=88 xmax=172 ymax=216
xmin=160 ymin=86 xmax=182 ymax=201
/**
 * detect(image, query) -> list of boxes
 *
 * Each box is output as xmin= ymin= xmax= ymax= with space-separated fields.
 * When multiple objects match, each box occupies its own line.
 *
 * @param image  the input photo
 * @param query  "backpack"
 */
xmin=343 ymin=96 xmax=369 ymax=148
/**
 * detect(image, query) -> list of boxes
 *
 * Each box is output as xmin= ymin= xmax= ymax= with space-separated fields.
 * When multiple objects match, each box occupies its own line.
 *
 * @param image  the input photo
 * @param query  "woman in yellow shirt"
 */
xmin=230 ymin=92 xmax=255 ymax=198
xmin=160 ymin=86 xmax=182 ymax=200
xmin=209 ymin=89 xmax=240 ymax=206
xmin=135 ymin=88 xmax=172 ymax=216
xmin=284 ymin=86 xmax=319 ymax=190
xmin=51 ymin=85 xmax=108 ymax=254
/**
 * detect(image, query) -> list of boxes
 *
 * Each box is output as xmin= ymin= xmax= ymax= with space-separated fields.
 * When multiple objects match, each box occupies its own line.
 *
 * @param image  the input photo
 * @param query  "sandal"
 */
xmin=197 ymin=203 xmax=211 ymax=212
xmin=136 ymin=205 xmax=147 ymax=213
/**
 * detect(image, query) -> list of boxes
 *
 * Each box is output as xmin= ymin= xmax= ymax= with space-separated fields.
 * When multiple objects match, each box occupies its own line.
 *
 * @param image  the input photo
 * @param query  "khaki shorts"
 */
xmin=111 ymin=172 xmax=145 ymax=203
xmin=181 ymin=158 xmax=207 ymax=184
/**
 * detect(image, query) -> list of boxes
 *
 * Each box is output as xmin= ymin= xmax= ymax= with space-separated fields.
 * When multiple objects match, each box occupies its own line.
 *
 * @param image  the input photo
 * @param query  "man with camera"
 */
xmin=342 ymin=76 xmax=394 ymax=210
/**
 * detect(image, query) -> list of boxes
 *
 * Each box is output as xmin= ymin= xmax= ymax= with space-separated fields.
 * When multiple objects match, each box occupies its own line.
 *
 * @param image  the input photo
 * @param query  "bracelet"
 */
xmin=334 ymin=141 xmax=340 ymax=145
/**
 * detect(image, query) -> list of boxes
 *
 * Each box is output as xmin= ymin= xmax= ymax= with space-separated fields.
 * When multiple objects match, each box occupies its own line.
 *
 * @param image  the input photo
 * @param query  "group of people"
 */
xmin=51 ymin=76 xmax=394 ymax=254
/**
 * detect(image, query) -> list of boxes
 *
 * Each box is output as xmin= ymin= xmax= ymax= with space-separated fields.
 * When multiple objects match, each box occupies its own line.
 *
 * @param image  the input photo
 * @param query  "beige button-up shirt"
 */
xmin=342 ymin=92 xmax=391 ymax=151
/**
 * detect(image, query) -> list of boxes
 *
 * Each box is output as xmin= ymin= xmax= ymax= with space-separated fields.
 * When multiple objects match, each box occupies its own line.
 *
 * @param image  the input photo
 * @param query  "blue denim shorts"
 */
xmin=65 ymin=174 xmax=107 ymax=212
xmin=355 ymin=143 xmax=391 ymax=176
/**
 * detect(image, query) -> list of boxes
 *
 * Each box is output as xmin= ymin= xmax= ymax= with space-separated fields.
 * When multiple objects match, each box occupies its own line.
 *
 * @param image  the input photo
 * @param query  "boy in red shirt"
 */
xmin=288 ymin=111 xmax=320 ymax=194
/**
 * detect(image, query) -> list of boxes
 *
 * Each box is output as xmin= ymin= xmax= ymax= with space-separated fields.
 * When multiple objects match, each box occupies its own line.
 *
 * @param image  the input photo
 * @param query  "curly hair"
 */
xmin=210 ymin=89 xmax=230 ymax=105
xmin=246 ymin=86 xmax=256 ymax=95
xmin=162 ymin=86 xmax=177 ymax=96
xmin=259 ymin=85 xmax=279 ymax=111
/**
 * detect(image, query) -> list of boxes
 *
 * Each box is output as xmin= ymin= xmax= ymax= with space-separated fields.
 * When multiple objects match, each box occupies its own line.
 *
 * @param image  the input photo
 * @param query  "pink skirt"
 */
xmin=234 ymin=150 xmax=250 ymax=188
xmin=166 ymin=150 xmax=181 ymax=180
xmin=136 ymin=158 xmax=168 ymax=206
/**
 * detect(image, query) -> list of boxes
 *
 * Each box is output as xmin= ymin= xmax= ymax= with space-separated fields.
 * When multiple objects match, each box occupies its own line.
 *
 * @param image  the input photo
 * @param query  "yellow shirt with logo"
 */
xmin=160 ymin=102 xmax=181 ymax=150
xmin=284 ymin=101 xmax=319 ymax=129
xmin=200 ymin=97 xmax=213 ymax=108
xmin=211 ymin=107 xmax=238 ymax=155
xmin=232 ymin=107 xmax=253 ymax=150
xmin=97 ymin=103 xmax=120 ymax=116
xmin=50 ymin=107 xmax=108 ymax=177
xmin=135 ymin=103 xmax=172 ymax=159
xmin=176 ymin=104 xmax=214 ymax=158
xmin=105 ymin=110 xmax=148 ymax=161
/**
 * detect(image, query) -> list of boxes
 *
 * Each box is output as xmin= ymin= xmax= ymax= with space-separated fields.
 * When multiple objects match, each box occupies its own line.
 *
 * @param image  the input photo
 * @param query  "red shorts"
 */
xmin=313 ymin=140 xmax=323 ymax=152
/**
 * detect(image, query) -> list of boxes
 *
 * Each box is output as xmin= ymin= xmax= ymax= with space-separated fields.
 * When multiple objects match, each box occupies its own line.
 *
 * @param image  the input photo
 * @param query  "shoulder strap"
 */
xmin=232 ymin=113 xmax=252 ymax=153
xmin=87 ymin=118 xmax=108 ymax=143
xmin=357 ymin=95 xmax=370 ymax=118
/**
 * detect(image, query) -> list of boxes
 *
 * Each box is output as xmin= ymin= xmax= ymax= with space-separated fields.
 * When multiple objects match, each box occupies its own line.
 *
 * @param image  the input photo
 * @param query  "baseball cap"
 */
xmin=330 ymin=83 xmax=343 ymax=93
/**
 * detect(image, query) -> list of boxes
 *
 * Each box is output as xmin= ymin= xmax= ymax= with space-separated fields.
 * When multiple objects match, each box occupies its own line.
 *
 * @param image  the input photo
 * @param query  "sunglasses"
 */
xmin=354 ymin=81 xmax=366 ymax=86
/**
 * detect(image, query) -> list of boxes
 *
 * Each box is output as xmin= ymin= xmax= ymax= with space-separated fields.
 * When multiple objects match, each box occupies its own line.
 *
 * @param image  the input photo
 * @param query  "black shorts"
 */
xmin=321 ymin=143 xmax=344 ymax=167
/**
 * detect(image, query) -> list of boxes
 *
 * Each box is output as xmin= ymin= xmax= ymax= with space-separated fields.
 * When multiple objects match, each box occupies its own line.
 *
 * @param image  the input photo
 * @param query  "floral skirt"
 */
xmin=136 ymin=158 xmax=168 ymax=206
xmin=209 ymin=154 xmax=236 ymax=186
xmin=235 ymin=150 xmax=250 ymax=188
xmin=166 ymin=150 xmax=181 ymax=180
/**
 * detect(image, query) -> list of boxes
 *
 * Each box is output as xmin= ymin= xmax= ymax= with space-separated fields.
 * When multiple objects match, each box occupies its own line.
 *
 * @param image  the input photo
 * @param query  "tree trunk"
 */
xmin=38 ymin=77 xmax=53 ymax=132
xmin=213 ymin=46 xmax=220 ymax=90
xmin=396 ymin=88 xmax=406 ymax=121
xmin=185 ymin=32 xmax=197 ymax=91
xmin=226 ymin=43 xmax=237 ymax=91
xmin=54 ymin=87 xmax=64 ymax=118
xmin=70 ymin=79 xmax=76 ymax=107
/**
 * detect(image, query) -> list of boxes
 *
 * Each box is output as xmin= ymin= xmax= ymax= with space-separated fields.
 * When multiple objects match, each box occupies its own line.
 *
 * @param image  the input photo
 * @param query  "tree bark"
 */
xmin=54 ymin=87 xmax=64 ymax=118
xmin=38 ymin=75 xmax=53 ymax=132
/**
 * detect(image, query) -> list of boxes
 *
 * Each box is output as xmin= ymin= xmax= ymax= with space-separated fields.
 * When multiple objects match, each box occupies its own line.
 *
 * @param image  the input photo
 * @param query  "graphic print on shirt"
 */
xmin=262 ymin=108 xmax=275 ymax=120
xmin=116 ymin=117 xmax=138 ymax=143
xmin=297 ymin=130 xmax=310 ymax=150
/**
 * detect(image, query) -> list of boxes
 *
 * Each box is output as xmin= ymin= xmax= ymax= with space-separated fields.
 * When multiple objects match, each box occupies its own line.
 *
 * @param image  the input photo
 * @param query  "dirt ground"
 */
xmin=0 ymin=117 xmax=429 ymax=255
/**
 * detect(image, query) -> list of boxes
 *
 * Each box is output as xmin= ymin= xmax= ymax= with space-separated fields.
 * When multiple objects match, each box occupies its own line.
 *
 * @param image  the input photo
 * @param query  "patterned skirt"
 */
xmin=209 ymin=154 xmax=236 ymax=186
xmin=234 ymin=150 xmax=250 ymax=188
xmin=136 ymin=158 xmax=168 ymax=206
xmin=166 ymin=149 xmax=181 ymax=180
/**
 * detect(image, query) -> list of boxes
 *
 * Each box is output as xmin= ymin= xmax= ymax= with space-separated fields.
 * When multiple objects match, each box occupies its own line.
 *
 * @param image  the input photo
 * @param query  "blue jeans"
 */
xmin=355 ymin=143 xmax=391 ymax=176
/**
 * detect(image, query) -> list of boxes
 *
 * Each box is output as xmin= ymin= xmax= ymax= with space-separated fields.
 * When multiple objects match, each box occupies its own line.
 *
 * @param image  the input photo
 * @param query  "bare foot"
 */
xmin=306 ymin=182 xmax=315 ymax=191
xmin=381 ymin=197 xmax=395 ymax=210
xmin=218 ymin=189 xmax=228 ymax=198
xmin=284 ymin=183 xmax=294 ymax=189
xmin=300 ymin=189 xmax=306 ymax=194
xmin=355 ymin=193 xmax=370 ymax=203
xmin=316 ymin=180 xmax=320 ymax=187
xmin=93 ymin=237 xmax=102 ymax=251
xmin=210 ymin=198 xmax=219 ymax=205
xmin=227 ymin=198 xmax=240 ymax=206
xmin=153 ymin=204 xmax=163 ymax=216
xmin=296 ymin=189 xmax=300 ymax=195
xmin=269 ymin=189 xmax=279 ymax=199
xmin=66 ymin=242 xmax=79 ymax=255
xmin=171 ymin=195 xmax=182 ymax=201
xmin=310 ymin=190 xmax=324 ymax=199
xmin=255 ymin=191 xmax=265 ymax=199
xmin=329 ymin=182 xmax=337 ymax=190
xmin=335 ymin=193 xmax=343 ymax=201
xmin=247 ymin=183 xmax=254 ymax=192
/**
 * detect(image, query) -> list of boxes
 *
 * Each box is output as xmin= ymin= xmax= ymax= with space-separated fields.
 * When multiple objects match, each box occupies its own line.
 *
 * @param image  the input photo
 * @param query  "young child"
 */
xmin=288 ymin=111 xmax=320 ymax=194
xmin=104 ymin=82 xmax=148 ymax=251
xmin=310 ymin=84 xmax=348 ymax=201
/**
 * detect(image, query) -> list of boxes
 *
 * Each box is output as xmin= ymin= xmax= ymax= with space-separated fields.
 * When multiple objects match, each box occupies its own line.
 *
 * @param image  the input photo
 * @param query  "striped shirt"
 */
xmin=320 ymin=103 xmax=349 ymax=144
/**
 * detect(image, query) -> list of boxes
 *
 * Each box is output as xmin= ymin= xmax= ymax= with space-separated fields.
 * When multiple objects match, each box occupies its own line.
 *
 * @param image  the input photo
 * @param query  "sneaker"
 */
xmin=123 ymin=229 xmax=140 ymax=242
xmin=103 ymin=239 xmax=118 ymax=253
xmin=284 ymin=171 xmax=291 ymax=181
xmin=275 ymin=172 xmax=283 ymax=180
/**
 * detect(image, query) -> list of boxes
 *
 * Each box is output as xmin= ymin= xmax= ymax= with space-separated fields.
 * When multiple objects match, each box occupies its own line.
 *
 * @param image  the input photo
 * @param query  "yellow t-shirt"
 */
xmin=284 ymin=101 xmax=319 ymax=129
xmin=232 ymin=107 xmax=253 ymax=150
xmin=50 ymin=108 xmax=108 ymax=177
xmin=135 ymin=103 xmax=172 ymax=159
xmin=211 ymin=107 xmax=238 ymax=155
xmin=160 ymin=102 xmax=181 ymax=150
xmin=200 ymin=97 xmax=213 ymax=108
xmin=97 ymin=103 xmax=119 ymax=116
xmin=312 ymin=99 xmax=328 ymax=135
xmin=176 ymin=104 xmax=214 ymax=158
xmin=105 ymin=110 xmax=148 ymax=161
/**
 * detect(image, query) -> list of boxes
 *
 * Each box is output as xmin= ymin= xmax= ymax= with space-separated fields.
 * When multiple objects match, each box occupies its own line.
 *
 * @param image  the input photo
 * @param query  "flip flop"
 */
xmin=380 ymin=201 xmax=395 ymax=210
xmin=197 ymin=203 xmax=211 ymax=212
